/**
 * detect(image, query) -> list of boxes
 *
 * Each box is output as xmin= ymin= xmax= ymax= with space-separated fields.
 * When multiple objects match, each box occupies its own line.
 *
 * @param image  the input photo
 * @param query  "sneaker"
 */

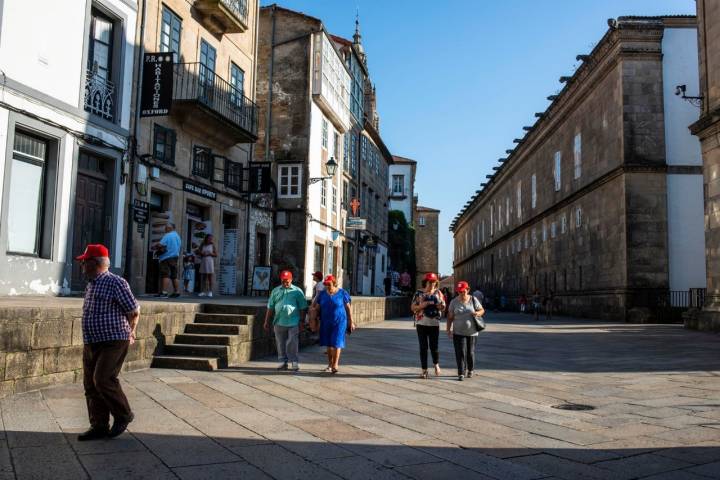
xmin=108 ymin=412 xmax=134 ymax=438
xmin=155 ymin=292 xmax=169 ymax=298
xmin=169 ymin=292 xmax=180 ymax=298
xmin=467 ymin=371 xmax=474 ymax=378
xmin=458 ymin=375 xmax=464 ymax=382
xmin=276 ymin=362 xmax=288 ymax=371
xmin=207 ymin=292 xmax=213 ymax=298
xmin=198 ymin=292 xmax=206 ymax=297
xmin=291 ymin=362 xmax=299 ymax=371
xmin=77 ymin=425 xmax=109 ymax=442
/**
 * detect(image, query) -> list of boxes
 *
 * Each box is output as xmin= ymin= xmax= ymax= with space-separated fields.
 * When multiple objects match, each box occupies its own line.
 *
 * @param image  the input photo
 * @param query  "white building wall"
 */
xmin=388 ymin=163 xmax=414 ymax=223
xmin=662 ymin=26 xmax=706 ymax=293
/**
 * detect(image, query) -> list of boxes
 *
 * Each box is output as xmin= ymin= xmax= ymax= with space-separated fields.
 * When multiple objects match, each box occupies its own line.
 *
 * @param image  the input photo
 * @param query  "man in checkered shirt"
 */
xmin=76 ymin=244 xmax=140 ymax=441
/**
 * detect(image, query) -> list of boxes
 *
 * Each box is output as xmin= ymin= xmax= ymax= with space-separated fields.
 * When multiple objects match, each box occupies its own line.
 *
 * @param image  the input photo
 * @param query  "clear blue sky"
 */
xmin=260 ymin=0 xmax=696 ymax=275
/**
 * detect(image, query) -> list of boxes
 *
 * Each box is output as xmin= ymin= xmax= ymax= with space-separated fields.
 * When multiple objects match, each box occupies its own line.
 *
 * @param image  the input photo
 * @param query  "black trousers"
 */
xmin=83 ymin=340 xmax=133 ymax=428
xmin=416 ymin=324 xmax=439 ymax=370
xmin=452 ymin=334 xmax=477 ymax=375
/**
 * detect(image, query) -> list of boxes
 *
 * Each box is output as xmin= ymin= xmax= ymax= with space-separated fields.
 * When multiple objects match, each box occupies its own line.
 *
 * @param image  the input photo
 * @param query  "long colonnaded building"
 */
xmin=451 ymin=16 xmax=706 ymax=320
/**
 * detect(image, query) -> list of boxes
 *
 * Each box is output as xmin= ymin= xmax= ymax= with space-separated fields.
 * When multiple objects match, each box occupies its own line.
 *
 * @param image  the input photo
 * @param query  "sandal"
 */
xmin=420 ymin=370 xmax=428 ymax=379
xmin=322 ymin=366 xmax=332 ymax=373
xmin=331 ymin=368 xmax=338 ymax=374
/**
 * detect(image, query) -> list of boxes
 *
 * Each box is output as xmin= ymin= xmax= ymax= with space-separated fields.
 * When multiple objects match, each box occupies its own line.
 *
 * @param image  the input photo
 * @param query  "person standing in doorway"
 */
xmin=264 ymin=270 xmax=308 ymax=371
xmin=75 ymin=244 xmax=139 ymax=441
xmin=312 ymin=275 xmax=354 ymax=374
xmin=197 ymin=234 xmax=217 ymax=297
xmin=155 ymin=223 xmax=181 ymax=298
xmin=447 ymin=281 xmax=485 ymax=381
xmin=411 ymin=272 xmax=445 ymax=379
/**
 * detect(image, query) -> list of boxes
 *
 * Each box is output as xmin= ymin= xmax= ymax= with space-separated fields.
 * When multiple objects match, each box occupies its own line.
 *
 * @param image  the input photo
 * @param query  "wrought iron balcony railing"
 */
xmin=220 ymin=0 xmax=248 ymax=25
xmin=84 ymin=69 xmax=115 ymax=122
xmin=194 ymin=0 xmax=249 ymax=33
xmin=173 ymin=62 xmax=258 ymax=139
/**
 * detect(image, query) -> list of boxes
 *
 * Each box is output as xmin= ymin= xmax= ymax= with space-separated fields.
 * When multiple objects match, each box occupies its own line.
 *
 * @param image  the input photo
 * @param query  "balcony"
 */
xmin=84 ymin=69 xmax=116 ymax=122
xmin=194 ymin=0 xmax=248 ymax=34
xmin=172 ymin=63 xmax=258 ymax=148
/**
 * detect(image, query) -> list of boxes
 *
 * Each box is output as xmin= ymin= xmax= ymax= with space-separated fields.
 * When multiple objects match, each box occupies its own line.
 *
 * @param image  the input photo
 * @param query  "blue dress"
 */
xmin=317 ymin=288 xmax=351 ymax=348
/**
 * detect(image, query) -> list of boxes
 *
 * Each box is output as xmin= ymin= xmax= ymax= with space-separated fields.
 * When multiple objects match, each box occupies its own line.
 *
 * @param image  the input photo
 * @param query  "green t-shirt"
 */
xmin=267 ymin=284 xmax=308 ymax=327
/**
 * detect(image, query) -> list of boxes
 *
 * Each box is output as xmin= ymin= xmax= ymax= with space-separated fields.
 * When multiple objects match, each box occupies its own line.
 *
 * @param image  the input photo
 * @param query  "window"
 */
xmin=153 ymin=124 xmax=176 ymax=165
xmin=532 ymin=229 xmax=537 ymax=247
xmin=86 ymin=9 xmax=116 ymax=120
xmin=551 ymin=221 xmax=556 ymax=238
xmin=7 ymin=131 xmax=51 ymax=255
xmin=516 ymin=181 xmax=522 ymax=220
xmin=576 ymin=207 xmax=583 ymax=228
xmin=224 ymin=158 xmax=242 ymax=192
xmin=482 ymin=221 xmax=485 ymax=243
xmin=314 ymin=243 xmax=324 ymax=274
xmin=505 ymin=196 xmax=510 ymax=226
xmin=332 ymin=185 xmax=337 ymax=212
xmin=498 ymin=203 xmax=502 ymax=231
xmin=160 ymin=5 xmax=181 ymax=59
xmin=531 ymin=174 xmax=537 ymax=208
xmin=343 ymin=134 xmax=349 ymax=171
xmin=574 ymin=133 xmax=582 ymax=179
xmin=333 ymin=132 xmax=340 ymax=159
xmin=199 ymin=39 xmax=216 ymax=98
xmin=490 ymin=205 xmax=494 ymax=236
xmin=278 ymin=164 xmax=302 ymax=198
xmin=321 ymin=180 xmax=327 ymax=207
xmin=542 ymin=223 xmax=547 ymax=242
xmin=561 ymin=214 xmax=567 ymax=234
xmin=230 ymin=63 xmax=245 ymax=107
xmin=392 ymin=175 xmax=404 ymax=195
xmin=192 ymin=146 xmax=213 ymax=178
xmin=342 ymin=181 xmax=349 ymax=208
xmin=553 ymin=151 xmax=562 ymax=191
xmin=321 ymin=118 xmax=328 ymax=150
xmin=419 ymin=216 xmax=426 ymax=227
xmin=350 ymin=134 xmax=357 ymax=173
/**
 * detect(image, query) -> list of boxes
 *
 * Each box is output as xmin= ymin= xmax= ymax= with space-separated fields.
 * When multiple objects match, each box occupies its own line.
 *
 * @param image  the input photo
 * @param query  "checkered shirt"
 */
xmin=82 ymin=271 xmax=139 ymax=344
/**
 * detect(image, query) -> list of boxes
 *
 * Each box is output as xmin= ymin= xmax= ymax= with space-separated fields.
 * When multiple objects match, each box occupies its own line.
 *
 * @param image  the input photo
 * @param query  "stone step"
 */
xmin=194 ymin=312 xmax=252 ymax=325
xmin=151 ymin=355 xmax=218 ymax=371
xmin=164 ymin=343 xmax=229 ymax=359
xmin=174 ymin=333 xmax=240 ymax=346
xmin=202 ymin=304 xmax=264 ymax=315
xmin=184 ymin=323 xmax=245 ymax=335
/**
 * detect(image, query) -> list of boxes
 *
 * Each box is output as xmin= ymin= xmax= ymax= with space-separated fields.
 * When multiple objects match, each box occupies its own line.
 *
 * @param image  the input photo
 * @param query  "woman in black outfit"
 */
xmin=411 ymin=273 xmax=446 ymax=379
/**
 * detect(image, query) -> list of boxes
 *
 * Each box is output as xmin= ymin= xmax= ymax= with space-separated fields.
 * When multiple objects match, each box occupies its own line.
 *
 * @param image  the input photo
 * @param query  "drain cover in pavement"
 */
xmin=551 ymin=403 xmax=595 ymax=411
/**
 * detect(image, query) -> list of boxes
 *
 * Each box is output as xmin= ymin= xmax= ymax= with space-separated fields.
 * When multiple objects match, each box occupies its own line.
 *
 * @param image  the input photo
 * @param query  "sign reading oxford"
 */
xmin=140 ymin=53 xmax=174 ymax=117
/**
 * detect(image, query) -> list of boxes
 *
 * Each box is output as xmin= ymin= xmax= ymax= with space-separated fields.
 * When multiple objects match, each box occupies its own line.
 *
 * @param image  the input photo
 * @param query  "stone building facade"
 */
xmin=415 ymin=206 xmax=440 ymax=287
xmin=126 ymin=0 xmax=264 ymax=296
xmin=389 ymin=156 xmax=417 ymax=226
xmin=690 ymin=2 xmax=720 ymax=331
xmin=451 ymin=16 xmax=706 ymax=320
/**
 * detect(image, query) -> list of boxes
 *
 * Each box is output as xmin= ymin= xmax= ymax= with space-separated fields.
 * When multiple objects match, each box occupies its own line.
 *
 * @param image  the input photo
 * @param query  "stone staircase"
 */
xmin=151 ymin=303 xmax=262 ymax=371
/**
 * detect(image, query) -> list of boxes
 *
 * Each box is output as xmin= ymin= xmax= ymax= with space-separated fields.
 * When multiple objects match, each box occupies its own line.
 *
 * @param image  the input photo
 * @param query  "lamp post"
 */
xmin=309 ymin=157 xmax=338 ymax=184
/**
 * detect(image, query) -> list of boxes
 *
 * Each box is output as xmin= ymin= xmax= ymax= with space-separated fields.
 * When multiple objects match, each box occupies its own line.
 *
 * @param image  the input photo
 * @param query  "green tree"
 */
xmin=388 ymin=210 xmax=416 ymax=288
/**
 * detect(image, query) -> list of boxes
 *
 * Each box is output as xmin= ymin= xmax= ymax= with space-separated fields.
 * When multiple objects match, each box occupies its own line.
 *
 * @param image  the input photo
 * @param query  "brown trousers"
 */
xmin=83 ymin=340 xmax=132 ymax=428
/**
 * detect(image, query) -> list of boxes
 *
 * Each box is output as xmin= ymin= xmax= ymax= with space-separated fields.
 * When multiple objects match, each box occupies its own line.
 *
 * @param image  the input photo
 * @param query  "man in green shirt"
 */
xmin=264 ymin=270 xmax=308 ymax=371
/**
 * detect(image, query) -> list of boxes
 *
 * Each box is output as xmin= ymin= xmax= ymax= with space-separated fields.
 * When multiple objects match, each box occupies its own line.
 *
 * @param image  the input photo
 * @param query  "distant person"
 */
xmin=384 ymin=274 xmax=392 ymax=296
xmin=447 ymin=281 xmax=485 ymax=381
xmin=312 ymin=275 xmax=354 ymax=374
xmin=182 ymin=252 xmax=195 ymax=294
xmin=154 ymin=223 xmax=181 ymax=298
xmin=400 ymin=271 xmax=412 ymax=293
xmin=472 ymin=288 xmax=484 ymax=304
xmin=264 ymin=270 xmax=308 ymax=371
xmin=411 ymin=272 xmax=445 ymax=379
xmin=500 ymin=294 xmax=508 ymax=311
xmin=519 ymin=293 xmax=528 ymax=313
xmin=544 ymin=290 xmax=555 ymax=321
xmin=311 ymin=271 xmax=325 ymax=302
xmin=532 ymin=289 xmax=542 ymax=321
xmin=75 ymin=244 xmax=139 ymax=441
xmin=196 ymin=234 xmax=217 ymax=297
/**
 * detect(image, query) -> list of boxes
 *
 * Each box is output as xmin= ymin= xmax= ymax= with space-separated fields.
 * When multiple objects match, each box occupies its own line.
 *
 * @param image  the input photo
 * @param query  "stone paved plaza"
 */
xmin=2 ymin=314 xmax=720 ymax=479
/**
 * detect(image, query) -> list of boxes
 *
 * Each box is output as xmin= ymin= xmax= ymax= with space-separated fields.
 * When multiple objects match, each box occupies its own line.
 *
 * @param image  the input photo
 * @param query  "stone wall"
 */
xmin=0 ymin=300 xmax=197 ymax=398
xmin=415 ymin=208 xmax=439 ymax=286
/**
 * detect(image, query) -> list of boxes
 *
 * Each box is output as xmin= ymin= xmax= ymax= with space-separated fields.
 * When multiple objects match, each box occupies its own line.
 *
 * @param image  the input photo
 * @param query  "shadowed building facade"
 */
xmin=451 ymin=16 xmax=706 ymax=321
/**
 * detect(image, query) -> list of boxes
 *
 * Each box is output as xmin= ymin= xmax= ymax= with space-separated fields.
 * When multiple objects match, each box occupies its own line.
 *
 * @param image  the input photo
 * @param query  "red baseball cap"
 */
xmin=423 ymin=272 xmax=438 ymax=282
xmin=313 ymin=271 xmax=323 ymax=279
xmin=323 ymin=274 xmax=336 ymax=285
xmin=75 ymin=244 xmax=109 ymax=261
xmin=279 ymin=270 xmax=293 ymax=281
xmin=456 ymin=281 xmax=470 ymax=292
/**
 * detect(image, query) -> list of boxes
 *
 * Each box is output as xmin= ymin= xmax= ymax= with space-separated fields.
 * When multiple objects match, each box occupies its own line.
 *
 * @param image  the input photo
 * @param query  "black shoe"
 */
xmin=108 ymin=412 xmax=134 ymax=438
xmin=155 ymin=293 xmax=169 ymax=298
xmin=169 ymin=292 xmax=180 ymax=298
xmin=77 ymin=426 xmax=109 ymax=441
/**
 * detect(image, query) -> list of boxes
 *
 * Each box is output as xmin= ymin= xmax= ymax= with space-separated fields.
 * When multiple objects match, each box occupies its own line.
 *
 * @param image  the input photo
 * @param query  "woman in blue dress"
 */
xmin=311 ymin=275 xmax=354 ymax=374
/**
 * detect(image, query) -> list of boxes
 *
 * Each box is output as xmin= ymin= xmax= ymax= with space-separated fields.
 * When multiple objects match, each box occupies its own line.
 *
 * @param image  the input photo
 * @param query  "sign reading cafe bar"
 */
xmin=140 ymin=53 xmax=174 ymax=117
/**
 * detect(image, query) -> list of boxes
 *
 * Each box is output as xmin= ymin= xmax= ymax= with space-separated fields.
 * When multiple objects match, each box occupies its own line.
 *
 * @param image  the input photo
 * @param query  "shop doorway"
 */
xmin=72 ymin=151 xmax=111 ymax=291
xmin=219 ymin=212 xmax=238 ymax=295
xmin=186 ymin=202 xmax=210 ymax=293
xmin=145 ymin=191 xmax=170 ymax=294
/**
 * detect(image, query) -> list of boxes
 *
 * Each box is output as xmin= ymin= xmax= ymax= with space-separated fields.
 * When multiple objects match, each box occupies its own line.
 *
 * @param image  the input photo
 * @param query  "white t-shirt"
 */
xmin=313 ymin=282 xmax=325 ymax=300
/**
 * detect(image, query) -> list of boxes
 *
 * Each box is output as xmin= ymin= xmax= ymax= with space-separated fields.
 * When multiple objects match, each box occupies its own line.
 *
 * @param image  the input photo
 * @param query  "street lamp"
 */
xmin=309 ymin=157 xmax=338 ymax=184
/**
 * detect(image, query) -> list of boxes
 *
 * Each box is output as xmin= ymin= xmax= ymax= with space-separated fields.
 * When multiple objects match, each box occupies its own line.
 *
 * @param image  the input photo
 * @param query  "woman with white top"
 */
xmin=411 ymin=272 xmax=446 ymax=379
xmin=446 ymin=280 xmax=485 ymax=381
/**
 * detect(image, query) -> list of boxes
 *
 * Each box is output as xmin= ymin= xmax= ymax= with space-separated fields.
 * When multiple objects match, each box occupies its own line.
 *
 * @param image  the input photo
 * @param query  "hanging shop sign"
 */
xmin=183 ymin=180 xmax=217 ymax=201
xmin=133 ymin=199 xmax=149 ymax=224
xmin=140 ymin=52 xmax=174 ymax=117
xmin=249 ymin=163 xmax=272 ymax=193
xmin=346 ymin=217 xmax=367 ymax=230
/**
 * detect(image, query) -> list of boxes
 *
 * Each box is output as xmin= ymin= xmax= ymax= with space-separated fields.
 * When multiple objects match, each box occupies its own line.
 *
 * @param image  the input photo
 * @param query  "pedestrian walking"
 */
xmin=532 ymin=289 xmax=542 ymax=321
xmin=154 ymin=223 xmax=181 ymax=298
xmin=519 ymin=293 xmax=528 ymax=313
xmin=544 ymin=290 xmax=555 ymax=321
xmin=196 ymin=234 xmax=217 ymax=297
xmin=76 ymin=244 xmax=139 ymax=441
xmin=182 ymin=252 xmax=195 ymax=294
xmin=472 ymin=287 xmax=484 ymax=304
xmin=264 ymin=270 xmax=308 ymax=371
xmin=446 ymin=281 xmax=485 ymax=381
xmin=312 ymin=275 xmax=354 ymax=374
xmin=311 ymin=271 xmax=325 ymax=302
xmin=411 ymin=272 xmax=446 ymax=379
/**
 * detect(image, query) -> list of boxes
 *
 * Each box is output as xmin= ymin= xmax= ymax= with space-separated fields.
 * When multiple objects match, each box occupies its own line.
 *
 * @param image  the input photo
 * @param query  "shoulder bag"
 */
xmin=471 ymin=297 xmax=486 ymax=332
